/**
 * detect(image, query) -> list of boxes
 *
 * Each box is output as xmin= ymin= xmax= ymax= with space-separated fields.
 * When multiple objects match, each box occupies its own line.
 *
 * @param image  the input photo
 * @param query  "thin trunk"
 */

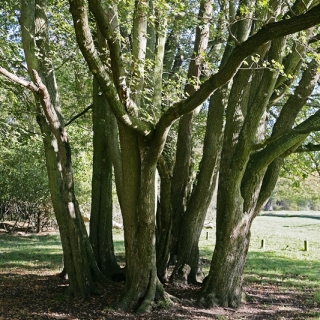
xmin=156 ymin=155 xmax=172 ymax=283
xmin=90 ymin=77 xmax=120 ymax=279
xmin=170 ymin=0 xmax=213 ymax=261
xmin=248 ymin=57 xmax=320 ymax=213
xmin=34 ymin=73 xmax=103 ymax=298
xmin=171 ymin=89 xmax=224 ymax=284
xmin=20 ymin=0 xmax=105 ymax=298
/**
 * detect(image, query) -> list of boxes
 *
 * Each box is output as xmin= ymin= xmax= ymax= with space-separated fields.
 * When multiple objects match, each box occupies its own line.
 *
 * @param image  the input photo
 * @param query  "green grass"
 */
xmin=199 ymin=211 xmax=320 ymax=293
xmin=0 ymin=233 xmax=62 ymax=272
xmin=1 ymin=212 xmax=320 ymax=295
xmin=0 ymin=230 xmax=125 ymax=273
xmin=246 ymin=213 xmax=320 ymax=290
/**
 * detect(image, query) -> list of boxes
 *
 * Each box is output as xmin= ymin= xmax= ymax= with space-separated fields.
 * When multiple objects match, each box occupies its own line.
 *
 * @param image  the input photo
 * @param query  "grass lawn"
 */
xmin=1 ymin=212 xmax=320 ymax=319
xmin=0 ymin=229 xmax=125 ymax=273
xmin=200 ymin=211 xmax=320 ymax=305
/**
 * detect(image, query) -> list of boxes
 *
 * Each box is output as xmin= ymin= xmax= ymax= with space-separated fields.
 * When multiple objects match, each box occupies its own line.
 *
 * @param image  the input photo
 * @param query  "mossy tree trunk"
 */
xmin=199 ymin=8 xmax=320 ymax=306
xmin=170 ymin=90 xmax=224 ymax=284
xmin=67 ymin=0 xmax=320 ymax=311
xmin=115 ymin=124 xmax=172 ymax=312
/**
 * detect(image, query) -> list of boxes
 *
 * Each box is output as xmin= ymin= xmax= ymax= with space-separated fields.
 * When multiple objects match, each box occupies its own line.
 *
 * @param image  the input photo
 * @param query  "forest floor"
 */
xmin=0 ymin=265 xmax=319 ymax=320
xmin=1 ymin=212 xmax=320 ymax=319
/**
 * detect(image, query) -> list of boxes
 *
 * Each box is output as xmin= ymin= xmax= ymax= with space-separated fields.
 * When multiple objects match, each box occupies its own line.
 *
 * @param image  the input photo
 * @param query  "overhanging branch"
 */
xmin=295 ymin=143 xmax=320 ymax=152
xmin=65 ymin=104 xmax=93 ymax=127
xmin=153 ymin=4 xmax=320 ymax=151
xmin=69 ymin=0 xmax=154 ymax=136
xmin=0 ymin=66 xmax=39 ymax=92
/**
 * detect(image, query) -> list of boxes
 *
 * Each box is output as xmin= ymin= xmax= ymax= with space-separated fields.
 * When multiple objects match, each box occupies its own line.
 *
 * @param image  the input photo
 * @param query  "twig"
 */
xmin=65 ymin=104 xmax=93 ymax=127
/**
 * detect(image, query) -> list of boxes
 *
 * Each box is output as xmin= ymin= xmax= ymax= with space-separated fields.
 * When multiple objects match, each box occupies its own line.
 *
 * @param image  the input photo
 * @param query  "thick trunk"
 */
xmin=120 ymin=162 xmax=158 ymax=312
xmin=90 ymin=78 xmax=120 ymax=279
xmin=117 ymin=127 xmax=171 ymax=312
xmin=200 ymin=211 xmax=251 ymax=307
xmin=199 ymin=169 xmax=253 ymax=307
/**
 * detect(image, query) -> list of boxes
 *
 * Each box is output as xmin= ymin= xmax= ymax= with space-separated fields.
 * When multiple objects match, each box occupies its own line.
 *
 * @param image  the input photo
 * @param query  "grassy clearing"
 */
xmin=199 ymin=211 xmax=320 ymax=305
xmin=0 ymin=229 xmax=126 ymax=274
xmin=0 ymin=233 xmax=62 ymax=272
xmin=1 ymin=212 xmax=320 ymax=295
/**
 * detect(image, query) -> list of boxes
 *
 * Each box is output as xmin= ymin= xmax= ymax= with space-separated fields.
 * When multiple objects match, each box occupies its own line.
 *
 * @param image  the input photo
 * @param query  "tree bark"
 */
xmin=199 ymin=1 xmax=320 ymax=306
xmin=170 ymin=89 xmax=224 ymax=284
xmin=170 ymin=0 xmax=213 ymax=261
xmin=66 ymin=0 xmax=320 ymax=311
xmin=156 ymin=155 xmax=172 ymax=283
xmin=200 ymin=208 xmax=252 ymax=307
xmin=90 ymin=77 xmax=120 ymax=279
xmin=116 ymin=124 xmax=172 ymax=312
xmin=33 ymin=71 xmax=103 ymax=298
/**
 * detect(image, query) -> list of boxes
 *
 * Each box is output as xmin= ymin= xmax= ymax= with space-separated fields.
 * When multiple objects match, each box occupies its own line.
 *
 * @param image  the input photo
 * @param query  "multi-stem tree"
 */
xmin=1 ymin=0 xmax=320 ymax=313
xmin=68 ymin=0 xmax=320 ymax=311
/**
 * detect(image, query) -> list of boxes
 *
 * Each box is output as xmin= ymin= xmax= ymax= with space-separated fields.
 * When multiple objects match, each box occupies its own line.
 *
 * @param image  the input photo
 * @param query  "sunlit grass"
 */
xmin=0 ymin=233 xmax=63 ymax=272
xmin=199 ymin=211 xmax=320 ymax=297
xmin=0 ymin=229 xmax=126 ymax=273
xmin=1 ymin=212 xmax=320 ymax=297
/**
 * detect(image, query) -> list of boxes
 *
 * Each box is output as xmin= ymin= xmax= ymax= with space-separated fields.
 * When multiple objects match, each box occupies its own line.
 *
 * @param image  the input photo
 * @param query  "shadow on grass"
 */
xmin=245 ymin=251 xmax=320 ymax=288
xmin=0 ymin=233 xmax=126 ymax=270
xmin=0 ymin=233 xmax=63 ymax=270
xmin=1 ymin=271 xmax=319 ymax=320
xmin=1 ymin=233 xmax=320 ymax=319
xmin=200 ymin=249 xmax=320 ymax=289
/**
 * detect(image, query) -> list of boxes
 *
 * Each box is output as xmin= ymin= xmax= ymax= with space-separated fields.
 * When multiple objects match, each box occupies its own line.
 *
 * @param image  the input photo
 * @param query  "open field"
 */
xmin=1 ymin=212 xmax=320 ymax=319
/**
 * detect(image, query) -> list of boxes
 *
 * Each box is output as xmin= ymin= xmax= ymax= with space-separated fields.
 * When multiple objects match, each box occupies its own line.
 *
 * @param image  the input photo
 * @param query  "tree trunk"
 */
xmin=20 ymin=0 xmax=105 ymax=298
xmin=198 ymin=155 xmax=255 ymax=307
xmin=200 ymin=210 xmax=251 ymax=307
xmin=170 ymin=0 xmax=212 ymax=262
xmin=90 ymin=77 xmax=120 ymax=279
xmin=120 ymin=162 xmax=158 ymax=312
xmin=35 ymin=74 xmax=107 ymax=298
xmin=156 ymin=155 xmax=172 ymax=283
xmin=116 ymin=125 xmax=172 ymax=312
xmin=170 ymin=112 xmax=193 ymax=261
xmin=171 ymin=89 xmax=224 ymax=284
